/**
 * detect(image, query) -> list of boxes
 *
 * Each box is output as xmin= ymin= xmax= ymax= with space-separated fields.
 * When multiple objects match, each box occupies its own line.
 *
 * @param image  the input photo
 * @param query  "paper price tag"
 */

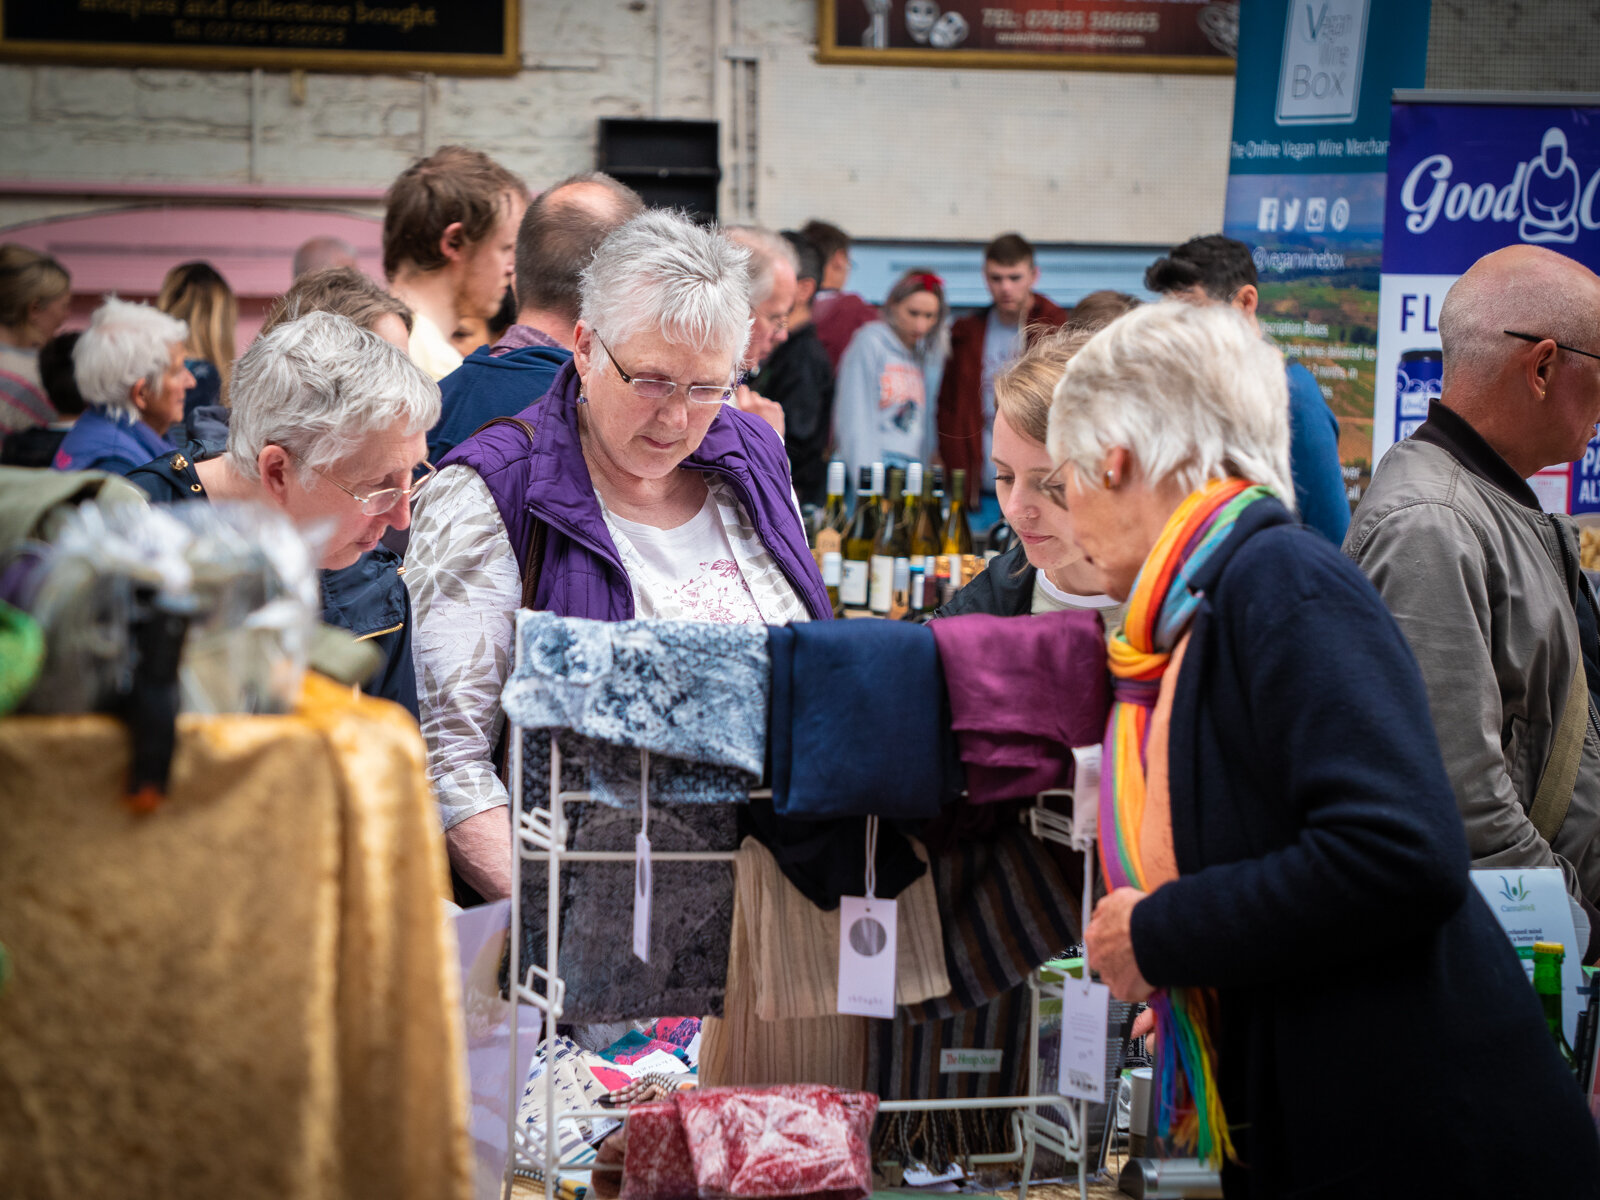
xmin=1058 ymin=979 xmax=1110 ymax=1103
xmin=837 ymin=894 xmax=897 ymax=1018
xmin=1069 ymin=745 xmax=1101 ymax=851
xmin=632 ymin=831 xmax=652 ymax=964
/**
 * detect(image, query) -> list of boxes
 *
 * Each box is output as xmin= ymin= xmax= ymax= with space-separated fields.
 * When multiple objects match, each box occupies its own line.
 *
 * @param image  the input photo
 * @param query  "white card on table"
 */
xmin=633 ymin=831 xmax=652 ymax=964
xmin=837 ymin=894 xmax=898 ymax=1018
xmin=1470 ymin=867 xmax=1583 ymax=1043
xmin=1058 ymin=979 xmax=1111 ymax=1102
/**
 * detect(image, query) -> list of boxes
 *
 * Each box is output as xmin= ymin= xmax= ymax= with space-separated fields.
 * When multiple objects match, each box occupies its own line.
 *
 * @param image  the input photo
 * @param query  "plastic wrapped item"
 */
xmin=21 ymin=500 xmax=317 ymax=717
xmin=622 ymin=1085 xmax=878 ymax=1200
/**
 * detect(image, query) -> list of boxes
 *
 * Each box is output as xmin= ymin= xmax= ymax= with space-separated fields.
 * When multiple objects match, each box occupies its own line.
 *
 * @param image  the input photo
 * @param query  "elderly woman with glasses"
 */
xmin=1060 ymin=303 xmax=1598 ymax=1196
xmin=126 ymin=310 xmax=438 ymax=717
xmin=405 ymin=208 xmax=830 ymax=901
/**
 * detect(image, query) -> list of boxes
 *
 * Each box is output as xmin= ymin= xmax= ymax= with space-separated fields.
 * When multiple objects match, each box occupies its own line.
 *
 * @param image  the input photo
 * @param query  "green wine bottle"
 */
xmin=840 ymin=464 xmax=881 ymax=610
xmin=942 ymin=467 xmax=975 ymax=555
xmin=870 ymin=467 xmax=908 ymax=615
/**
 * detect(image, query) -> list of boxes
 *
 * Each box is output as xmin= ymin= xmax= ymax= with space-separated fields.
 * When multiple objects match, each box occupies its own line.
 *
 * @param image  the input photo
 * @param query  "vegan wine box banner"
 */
xmin=1375 ymin=97 xmax=1600 ymax=515
xmin=1222 ymin=0 xmax=1432 ymax=506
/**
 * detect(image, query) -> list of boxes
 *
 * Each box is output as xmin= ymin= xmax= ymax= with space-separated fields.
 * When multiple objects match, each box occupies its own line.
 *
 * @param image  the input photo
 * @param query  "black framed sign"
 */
xmin=817 ymin=0 xmax=1237 ymax=73
xmin=0 ymin=0 xmax=519 ymax=75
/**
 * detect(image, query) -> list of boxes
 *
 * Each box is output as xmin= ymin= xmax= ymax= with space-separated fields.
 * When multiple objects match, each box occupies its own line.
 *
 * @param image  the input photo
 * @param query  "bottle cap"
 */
xmin=1533 ymin=941 xmax=1566 ymax=957
xmin=906 ymin=462 xmax=923 ymax=496
xmin=871 ymin=461 xmax=886 ymax=496
xmin=828 ymin=460 xmax=846 ymax=495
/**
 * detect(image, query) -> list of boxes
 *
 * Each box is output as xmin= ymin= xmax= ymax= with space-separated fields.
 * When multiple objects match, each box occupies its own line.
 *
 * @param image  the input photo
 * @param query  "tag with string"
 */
xmin=837 ymin=816 xmax=897 ymax=1018
xmin=633 ymin=749 xmax=652 ymax=964
xmin=1059 ymin=828 xmax=1109 ymax=1101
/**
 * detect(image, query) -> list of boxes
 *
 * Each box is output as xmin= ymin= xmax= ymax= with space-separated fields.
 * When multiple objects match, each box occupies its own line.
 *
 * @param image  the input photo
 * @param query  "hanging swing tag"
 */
xmin=837 ymin=894 xmax=897 ymax=1017
xmin=838 ymin=816 xmax=896 ymax=1018
xmin=632 ymin=831 xmax=653 ymax=963
xmin=1069 ymin=745 xmax=1101 ymax=852
xmin=1058 ymin=976 xmax=1110 ymax=1102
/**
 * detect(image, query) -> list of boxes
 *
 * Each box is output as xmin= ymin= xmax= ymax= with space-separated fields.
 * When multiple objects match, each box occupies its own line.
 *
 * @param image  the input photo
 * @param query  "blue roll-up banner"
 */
xmin=1223 ymin=0 xmax=1431 ymax=504
xmin=1376 ymin=97 xmax=1600 ymax=513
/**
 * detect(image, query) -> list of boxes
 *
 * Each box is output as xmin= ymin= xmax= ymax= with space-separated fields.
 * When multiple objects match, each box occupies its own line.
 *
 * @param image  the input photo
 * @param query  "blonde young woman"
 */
xmin=935 ymin=323 xmax=1128 ymax=624
xmin=0 ymin=244 xmax=72 ymax=435
xmin=156 ymin=261 xmax=237 ymax=412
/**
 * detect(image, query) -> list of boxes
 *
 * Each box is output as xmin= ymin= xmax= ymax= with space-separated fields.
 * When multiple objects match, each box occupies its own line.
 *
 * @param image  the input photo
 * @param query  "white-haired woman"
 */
xmin=405 ymin=208 xmax=831 ymax=900
xmin=1065 ymin=303 xmax=1598 ymax=1195
xmin=53 ymin=297 xmax=194 ymax=475
xmin=125 ymin=311 xmax=439 ymax=716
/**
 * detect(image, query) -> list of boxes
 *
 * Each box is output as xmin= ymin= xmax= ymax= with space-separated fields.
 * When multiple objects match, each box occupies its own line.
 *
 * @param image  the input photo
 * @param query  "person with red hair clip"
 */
xmin=833 ymin=268 xmax=947 ymax=504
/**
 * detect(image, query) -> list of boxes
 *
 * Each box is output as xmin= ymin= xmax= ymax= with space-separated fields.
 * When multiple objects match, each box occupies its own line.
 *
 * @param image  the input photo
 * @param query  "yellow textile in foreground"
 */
xmin=0 ymin=674 xmax=472 ymax=1200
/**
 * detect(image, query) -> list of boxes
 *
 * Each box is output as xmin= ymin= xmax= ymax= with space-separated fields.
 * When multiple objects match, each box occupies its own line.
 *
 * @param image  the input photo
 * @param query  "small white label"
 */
xmin=939 ymin=1048 xmax=1003 ymax=1073
xmin=822 ymin=551 xmax=843 ymax=587
xmin=837 ymin=894 xmax=897 ymax=1018
xmin=632 ymin=831 xmax=652 ymax=963
xmin=1070 ymin=745 xmax=1102 ymax=852
xmin=1058 ymin=980 xmax=1110 ymax=1102
xmin=840 ymin=559 xmax=869 ymax=606
xmin=868 ymin=554 xmax=895 ymax=614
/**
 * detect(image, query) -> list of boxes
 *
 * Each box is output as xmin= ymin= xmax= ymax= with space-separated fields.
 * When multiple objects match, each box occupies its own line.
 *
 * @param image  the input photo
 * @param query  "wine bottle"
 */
xmin=910 ymin=462 xmax=940 ymax=560
xmin=821 ymin=548 xmax=844 ymax=617
xmin=841 ymin=464 xmax=880 ymax=610
xmin=870 ymin=467 xmax=908 ymax=615
xmin=821 ymin=460 xmax=848 ymax=537
xmin=986 ymin=517 xmax=1015 ymax=561
xmin=941 ymin=467 xmax=975 ymax=556
xmin=931 ymin=465 xmax=948 ymax=523
xmin=907 ymin=558 xmax=927 ymax=618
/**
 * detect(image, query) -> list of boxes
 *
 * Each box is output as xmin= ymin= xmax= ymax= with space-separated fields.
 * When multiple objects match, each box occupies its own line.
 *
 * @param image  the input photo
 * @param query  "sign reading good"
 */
xmin=0 ymin=0 xmax=519 ymax=75
xmin=1374 ymin=97 xmax=1600 ymax=512
xmin=815 ymin=0 xmax=1238 ymax=73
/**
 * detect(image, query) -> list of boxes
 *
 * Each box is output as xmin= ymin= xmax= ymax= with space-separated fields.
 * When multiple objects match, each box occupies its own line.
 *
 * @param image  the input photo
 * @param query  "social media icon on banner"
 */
xmin=1281 ymin=197 xmax=1301 ymax=231
xmin=1329 ymin=197 xmax=1350 ymax=232
xmin=1258 ymin=197 xmax=1280 ymax=231
xmin=1305 ymin=197 xmax=1327 ymax=232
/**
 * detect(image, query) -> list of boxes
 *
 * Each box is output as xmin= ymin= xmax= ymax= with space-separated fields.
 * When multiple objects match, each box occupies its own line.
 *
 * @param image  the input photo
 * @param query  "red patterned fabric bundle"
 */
xmin=621 ymin=1085 xmax=878 ymax=1200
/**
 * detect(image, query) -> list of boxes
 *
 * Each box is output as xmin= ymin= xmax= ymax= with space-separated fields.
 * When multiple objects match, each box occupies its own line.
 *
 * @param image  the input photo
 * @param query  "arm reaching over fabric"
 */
xmin=1131 ymin=534 xmax=1471 ymax=991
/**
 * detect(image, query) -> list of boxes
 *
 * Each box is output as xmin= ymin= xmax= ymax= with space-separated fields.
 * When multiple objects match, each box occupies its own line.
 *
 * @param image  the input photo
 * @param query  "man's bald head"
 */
xmin=293 ymin=235 xmax=359 ymax=280
xmin=1440 ymin=245 xmax=1600 ymax=390
xmin=1438 ymin=245 xmax=1600 ymax=475
xmin=514 ymin=172 xmax=645 ymax=325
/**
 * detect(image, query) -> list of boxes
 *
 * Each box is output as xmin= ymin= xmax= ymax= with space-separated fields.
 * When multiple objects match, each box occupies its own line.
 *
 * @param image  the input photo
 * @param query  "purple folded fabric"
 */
xmin=928 ymin=609 xmax=1110 ymax=804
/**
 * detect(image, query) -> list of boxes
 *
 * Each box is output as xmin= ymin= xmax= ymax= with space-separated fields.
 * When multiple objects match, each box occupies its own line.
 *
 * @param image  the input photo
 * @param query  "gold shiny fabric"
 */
xmin=0 ymin=674 xmax=472 ymax=1200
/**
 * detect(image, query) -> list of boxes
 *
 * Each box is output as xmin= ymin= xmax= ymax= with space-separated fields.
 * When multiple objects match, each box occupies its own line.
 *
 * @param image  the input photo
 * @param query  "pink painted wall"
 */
xmin=2 ymin=205 xmax=384 ymax=347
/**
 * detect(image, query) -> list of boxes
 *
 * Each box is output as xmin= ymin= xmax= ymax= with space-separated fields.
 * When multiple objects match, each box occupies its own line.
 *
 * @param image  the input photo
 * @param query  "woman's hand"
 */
xmin=735 ymin=384 xmax=786 ymax=439
xmin=1086 ymin=886 xmax=1155 ymax=1003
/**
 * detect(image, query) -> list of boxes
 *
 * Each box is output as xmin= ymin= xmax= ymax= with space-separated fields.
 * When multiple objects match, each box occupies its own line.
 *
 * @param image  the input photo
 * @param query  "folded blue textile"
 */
xmin=767 ymin=619 xmax=959 ymax=820
xmin=503 ymin=611 xmax=768 ymax=807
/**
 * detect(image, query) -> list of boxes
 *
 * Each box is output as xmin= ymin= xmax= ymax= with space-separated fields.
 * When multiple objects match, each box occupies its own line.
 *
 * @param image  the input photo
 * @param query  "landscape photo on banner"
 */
xmin=1374 ymin=98 xmax=1600 ymax=515
xmin=1222 ymin=0 xmax=1431 ymax=506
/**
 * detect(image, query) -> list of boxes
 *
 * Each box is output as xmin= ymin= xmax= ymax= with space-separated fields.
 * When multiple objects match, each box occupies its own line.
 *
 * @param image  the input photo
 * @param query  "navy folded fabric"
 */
xmin=768 ymin=619 xmax=958 ymax=820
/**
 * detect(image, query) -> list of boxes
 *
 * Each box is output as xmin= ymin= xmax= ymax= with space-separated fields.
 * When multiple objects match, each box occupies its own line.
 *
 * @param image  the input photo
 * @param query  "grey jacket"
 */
xmin=1346 ymin=435 xmax=1600 ymax=915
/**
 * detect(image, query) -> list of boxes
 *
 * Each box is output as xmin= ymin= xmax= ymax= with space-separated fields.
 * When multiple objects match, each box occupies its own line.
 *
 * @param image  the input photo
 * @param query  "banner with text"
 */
xmin=1222 ymin=0 xmax=1430 ymax=503
xmin=1376 ymin=99 xmax=1600 ymax=514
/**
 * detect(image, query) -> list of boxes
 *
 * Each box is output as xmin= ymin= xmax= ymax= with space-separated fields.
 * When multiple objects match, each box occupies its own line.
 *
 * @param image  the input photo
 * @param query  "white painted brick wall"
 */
xmin=0 ymin=0 xmax=1234 ymax=244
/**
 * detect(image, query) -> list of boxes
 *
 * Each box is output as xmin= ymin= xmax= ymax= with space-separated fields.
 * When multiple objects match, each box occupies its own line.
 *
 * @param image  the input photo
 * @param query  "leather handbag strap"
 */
xmin=1531 ymin=654 xmax=1586 ymax=845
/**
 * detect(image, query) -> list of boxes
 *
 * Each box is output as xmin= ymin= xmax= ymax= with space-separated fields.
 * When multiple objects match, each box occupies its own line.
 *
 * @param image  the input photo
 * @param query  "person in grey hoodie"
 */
xmin=833 ymin=269 xmax=947 ymax=499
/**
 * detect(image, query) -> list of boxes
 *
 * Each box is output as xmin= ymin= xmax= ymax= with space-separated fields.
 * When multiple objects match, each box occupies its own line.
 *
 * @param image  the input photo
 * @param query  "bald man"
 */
xmin=1346 ymin=245 xmax=1600 ymax=959
xmin=292 ymin=235 xmax=359 ymax=280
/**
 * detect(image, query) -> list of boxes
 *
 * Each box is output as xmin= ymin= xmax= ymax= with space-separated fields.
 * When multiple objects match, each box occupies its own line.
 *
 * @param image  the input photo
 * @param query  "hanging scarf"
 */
xmin=1100 ymin=476 xmax=1271 ymax=1166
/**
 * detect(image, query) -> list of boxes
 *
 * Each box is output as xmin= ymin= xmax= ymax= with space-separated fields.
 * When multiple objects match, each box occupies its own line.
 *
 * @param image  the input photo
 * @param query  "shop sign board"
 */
xmin=1222 ymin=0 xmax=1431 ymax=507
xmin=0 ymin=0 xmax=519 ymax=75
xmin=1468 ymin=868 xmax=1583 ymax=1046
xmin=816 ymin=0 xmax=1238 ymax=73
xmin=1375 ymin=97 xmax=1600 ymax=514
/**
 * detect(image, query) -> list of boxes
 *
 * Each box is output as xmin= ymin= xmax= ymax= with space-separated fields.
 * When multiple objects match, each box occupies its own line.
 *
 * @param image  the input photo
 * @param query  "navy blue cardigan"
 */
xmin=1129 ymin=498 xmax=1598 ymax=1198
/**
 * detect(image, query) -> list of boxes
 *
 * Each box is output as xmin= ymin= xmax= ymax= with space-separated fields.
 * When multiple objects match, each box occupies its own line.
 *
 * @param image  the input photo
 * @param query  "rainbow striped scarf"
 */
xmin=1100 ymin=476 xmax=1270 ymax=1167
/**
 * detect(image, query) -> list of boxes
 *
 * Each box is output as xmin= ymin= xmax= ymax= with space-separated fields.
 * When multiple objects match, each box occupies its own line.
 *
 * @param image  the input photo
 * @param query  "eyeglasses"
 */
xmin=299 ymin=456 xmax=436 ymax=516
xmin=755 ymin=308 xmax=790 ymax=332
xmin=594 ymin=334 xmax=737 ymax=406
xmin=1504 ymin=330 xmax=1600 ymax=363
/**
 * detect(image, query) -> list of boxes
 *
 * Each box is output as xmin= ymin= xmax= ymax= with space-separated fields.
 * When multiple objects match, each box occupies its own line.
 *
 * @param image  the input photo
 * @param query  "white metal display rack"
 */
xmin=501 ymin=724 xmax=1104 ymax=1200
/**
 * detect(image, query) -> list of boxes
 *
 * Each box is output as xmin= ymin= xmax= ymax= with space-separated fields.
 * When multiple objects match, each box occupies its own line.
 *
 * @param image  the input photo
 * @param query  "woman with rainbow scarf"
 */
xmin=1055 ymin=303 xmax=1597 ymax=1197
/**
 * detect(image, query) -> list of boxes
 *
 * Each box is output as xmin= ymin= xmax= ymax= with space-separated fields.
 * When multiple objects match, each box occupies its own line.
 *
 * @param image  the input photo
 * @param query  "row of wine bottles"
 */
xmin=809 ymin=459 xmax=993 ymax=617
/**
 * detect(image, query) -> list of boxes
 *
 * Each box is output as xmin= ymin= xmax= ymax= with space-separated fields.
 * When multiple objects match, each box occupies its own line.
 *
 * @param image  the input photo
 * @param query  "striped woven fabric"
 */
xmin=904 ymin=824 xmax=1082 ymax=1022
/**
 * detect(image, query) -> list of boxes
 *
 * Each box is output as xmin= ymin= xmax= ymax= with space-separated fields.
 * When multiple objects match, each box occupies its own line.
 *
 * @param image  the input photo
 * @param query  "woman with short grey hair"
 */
xmin=1062 ymin=302 xmax=1597 ymax=1195
xmin=126 ymin=310 xmax=439 ymax=716
xmin=405 ymin=207 xmax=830 ymax=900
xmin=54 ymin=296 xmax=194 ymax=475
